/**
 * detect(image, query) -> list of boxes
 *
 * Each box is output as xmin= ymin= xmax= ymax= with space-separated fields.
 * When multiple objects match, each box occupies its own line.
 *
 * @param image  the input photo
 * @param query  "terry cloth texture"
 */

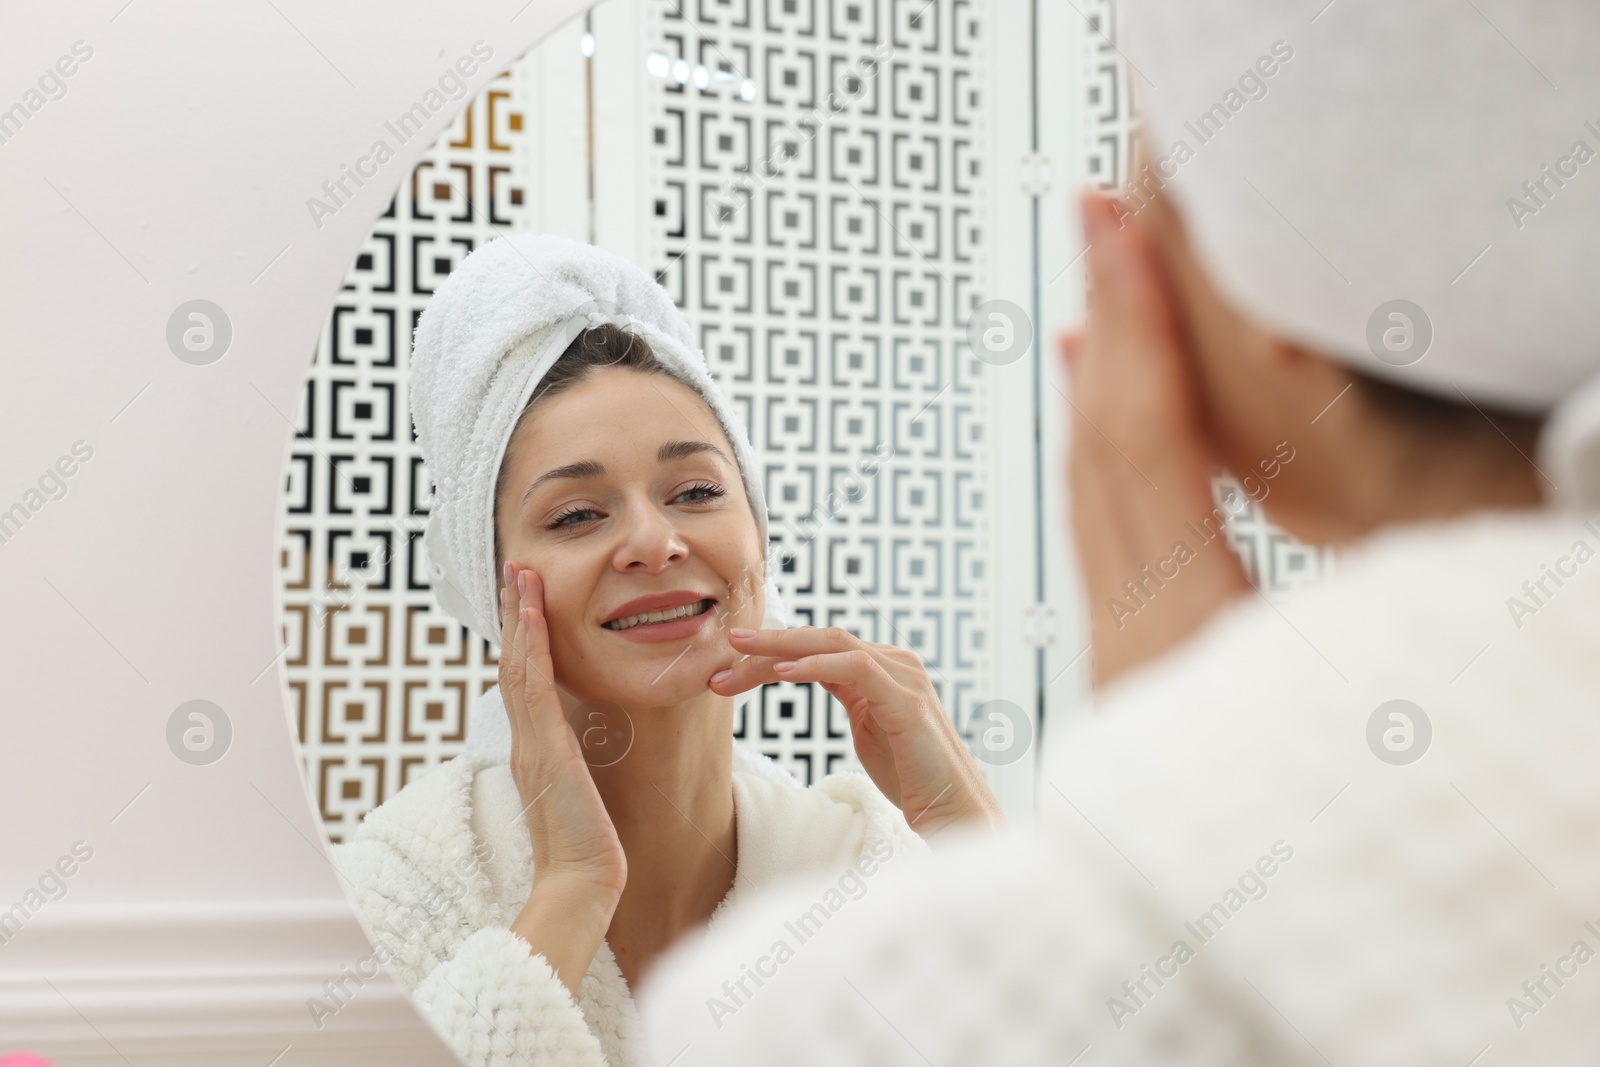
xmin=637 ymin=505 xmax=1600 ymax=1065
xmin=331 ymin=747 xmax=926 ymax=1066
xmin=1117 ymin=0 xmax=1600 ymax=509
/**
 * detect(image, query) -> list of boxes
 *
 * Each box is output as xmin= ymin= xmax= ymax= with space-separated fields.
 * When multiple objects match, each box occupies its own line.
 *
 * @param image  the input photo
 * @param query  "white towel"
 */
xmin=1117 ymin=0 xmax=1600 ymax=509
xmin=408 ymin=233 xmax=789 ymax=748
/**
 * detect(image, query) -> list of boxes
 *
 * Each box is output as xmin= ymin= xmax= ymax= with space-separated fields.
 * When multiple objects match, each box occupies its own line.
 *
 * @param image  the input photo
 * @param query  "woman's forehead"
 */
xmin=513 ymin=369 xmax=732 ymax=474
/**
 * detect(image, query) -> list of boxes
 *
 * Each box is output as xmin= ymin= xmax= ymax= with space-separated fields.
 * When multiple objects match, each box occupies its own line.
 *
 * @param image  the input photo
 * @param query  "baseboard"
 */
xmin=0 ymin=898 xmax=456 ymax=1066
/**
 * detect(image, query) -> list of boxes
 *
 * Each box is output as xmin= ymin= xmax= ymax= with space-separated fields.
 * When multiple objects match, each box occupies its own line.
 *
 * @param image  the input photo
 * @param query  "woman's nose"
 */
xmin=613 ymin=503 xmax=689 ymax=571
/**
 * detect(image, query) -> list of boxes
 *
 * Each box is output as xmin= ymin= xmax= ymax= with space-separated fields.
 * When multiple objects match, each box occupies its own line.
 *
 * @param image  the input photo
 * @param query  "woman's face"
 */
xmin=1135 ymin=180 xmax=1361 ymax=543
xmin=494 ymin=366 xmax=766 ymax=708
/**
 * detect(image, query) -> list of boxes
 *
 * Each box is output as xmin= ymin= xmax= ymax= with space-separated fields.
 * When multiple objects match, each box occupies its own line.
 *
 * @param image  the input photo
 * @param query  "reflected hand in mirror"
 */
xmin=709 ymin=626 xmax=1004 ymax=836
xmin=499 ymin=560 xmax=627 ymax=996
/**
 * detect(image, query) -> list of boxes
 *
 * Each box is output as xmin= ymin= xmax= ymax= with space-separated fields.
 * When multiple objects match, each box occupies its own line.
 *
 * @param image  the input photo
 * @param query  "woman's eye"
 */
xmin=547 ymin=507 xmax=599 ymax=529
xmin=677 ymin=482 xmax=726 ymax=504
xmin=545 ymin=484 xmax=723 ymax=530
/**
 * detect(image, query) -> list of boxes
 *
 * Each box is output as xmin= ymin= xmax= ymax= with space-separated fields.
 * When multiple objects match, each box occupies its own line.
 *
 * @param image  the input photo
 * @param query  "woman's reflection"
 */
xmin=330 ymin=235 xmax=1002 ymax=1066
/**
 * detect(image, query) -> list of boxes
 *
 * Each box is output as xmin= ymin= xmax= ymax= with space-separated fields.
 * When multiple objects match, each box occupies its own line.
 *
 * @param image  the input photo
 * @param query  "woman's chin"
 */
xmin=568 ymin=622 xmax=747 ymax=707
xmin=577 ymin=660 xmax=729 ymax=709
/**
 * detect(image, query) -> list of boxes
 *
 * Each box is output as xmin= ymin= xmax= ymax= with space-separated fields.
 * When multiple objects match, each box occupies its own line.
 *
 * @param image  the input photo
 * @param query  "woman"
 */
xmin=637 ymin=2 xmax=1600 ymax=1063
xmin=331 ymin=236 xmax=1003 ymax=1066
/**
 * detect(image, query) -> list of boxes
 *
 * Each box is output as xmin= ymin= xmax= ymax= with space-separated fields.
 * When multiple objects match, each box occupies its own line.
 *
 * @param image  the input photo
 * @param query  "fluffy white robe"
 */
xmin=638 ymin=507 xmax=1600 ymax=1065
xmin=331 ymin=748 xmax=924 ymax=1066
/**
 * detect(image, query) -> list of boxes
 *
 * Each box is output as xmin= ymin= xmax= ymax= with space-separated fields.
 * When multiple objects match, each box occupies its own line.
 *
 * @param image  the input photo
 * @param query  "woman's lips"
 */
xmin=602 ymin=599 xmax=717 ymax=643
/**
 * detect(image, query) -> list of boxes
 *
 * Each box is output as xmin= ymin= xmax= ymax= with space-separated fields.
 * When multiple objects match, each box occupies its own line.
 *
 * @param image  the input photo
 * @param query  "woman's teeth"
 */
xmin=604 ymin=598 xmax=713 ymax=631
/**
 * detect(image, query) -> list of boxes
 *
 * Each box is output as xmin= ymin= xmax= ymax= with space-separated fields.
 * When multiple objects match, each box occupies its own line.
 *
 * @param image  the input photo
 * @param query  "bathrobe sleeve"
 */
xmin=331 ymin=762 xmax=614 ymax=1067
xmin=408 ymin=925 xmax=611 ymax=1066
xmin=815 ymin=768 xmax=930 ymax=861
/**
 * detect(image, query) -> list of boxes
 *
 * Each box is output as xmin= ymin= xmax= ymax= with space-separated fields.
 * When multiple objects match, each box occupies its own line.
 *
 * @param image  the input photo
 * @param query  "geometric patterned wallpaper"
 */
xmin=1214 ymin=472 xmax=1337 ymax=597
xmin=644 ymin=0 xmax=994 ymax=784
xmin=1079 ymin=0 xmax=1138 ymax=193
xmin=282 ymin=0 xmax=1000 ymax=841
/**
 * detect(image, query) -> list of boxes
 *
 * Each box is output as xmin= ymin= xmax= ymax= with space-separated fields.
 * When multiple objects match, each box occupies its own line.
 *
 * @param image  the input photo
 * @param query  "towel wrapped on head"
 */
xmin=1117 ymin=0 xmax=1600 ymax=509
xmin=408 ymin=234 xmax=789 ymax=761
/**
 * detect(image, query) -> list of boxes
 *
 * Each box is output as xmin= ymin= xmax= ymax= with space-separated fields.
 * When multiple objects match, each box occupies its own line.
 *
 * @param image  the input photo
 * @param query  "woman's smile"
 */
xmin=601 ymin=593 xmax=719 ymax=642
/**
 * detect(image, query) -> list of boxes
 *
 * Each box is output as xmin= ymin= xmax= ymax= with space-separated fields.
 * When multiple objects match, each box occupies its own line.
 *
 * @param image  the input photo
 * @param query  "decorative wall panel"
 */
xmin=641 ymin=0 xmax=993 ymax=783
xmin=1080 ymin=0 xmax=1137 ymax=193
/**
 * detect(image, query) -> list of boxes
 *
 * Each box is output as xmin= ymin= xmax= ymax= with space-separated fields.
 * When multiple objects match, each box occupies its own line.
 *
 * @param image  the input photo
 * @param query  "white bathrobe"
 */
xmin=330 ymin=746 xmax=924 ymax=1066
xmin=638 ymin=506 xmax=1600 ymax=1065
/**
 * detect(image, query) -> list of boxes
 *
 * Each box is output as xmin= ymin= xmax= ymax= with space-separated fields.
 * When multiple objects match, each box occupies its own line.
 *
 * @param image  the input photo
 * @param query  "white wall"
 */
xmin=0 ymin=3 xmax=588 ymax=1061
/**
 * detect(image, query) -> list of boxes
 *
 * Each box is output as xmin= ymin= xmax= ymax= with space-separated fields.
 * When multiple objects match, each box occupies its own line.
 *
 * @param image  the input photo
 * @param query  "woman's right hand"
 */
xmin=499 ymin=561 xmax=626 ymax=991
xmin=1063 ymin=190 xmax=1250 ymax=689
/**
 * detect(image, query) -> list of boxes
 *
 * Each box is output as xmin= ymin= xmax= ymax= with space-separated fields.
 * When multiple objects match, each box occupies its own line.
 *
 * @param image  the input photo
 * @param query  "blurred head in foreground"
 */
xmin=1110 ymin=0 xmax=1600 ymax=543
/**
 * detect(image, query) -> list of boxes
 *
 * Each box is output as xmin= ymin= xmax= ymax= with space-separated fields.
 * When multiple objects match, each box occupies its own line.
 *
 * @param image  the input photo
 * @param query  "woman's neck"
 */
xmin=1318 ymin=391 xmax=1547 ymax=543
xmin=581 ymin=687 xmax=738 ymax=989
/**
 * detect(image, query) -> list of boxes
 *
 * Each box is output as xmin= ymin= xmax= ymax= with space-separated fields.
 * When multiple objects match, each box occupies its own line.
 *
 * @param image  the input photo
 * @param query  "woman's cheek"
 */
xmin=742 ymin=587 xmax=766 ymax=629
xmin=542 ymin=590 xmax=587 ymax=672
xmin=715 ymin=544 xmax=761 ymax=620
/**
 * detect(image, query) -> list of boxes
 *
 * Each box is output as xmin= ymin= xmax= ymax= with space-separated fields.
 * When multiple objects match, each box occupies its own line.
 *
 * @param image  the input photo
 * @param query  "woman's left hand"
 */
xmin=709 ymin=627 xmax=1004 ymax=837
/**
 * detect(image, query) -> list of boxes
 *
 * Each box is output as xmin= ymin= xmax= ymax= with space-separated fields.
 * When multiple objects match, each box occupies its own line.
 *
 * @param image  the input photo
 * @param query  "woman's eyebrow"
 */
xmin=657 ymin=439 xmax=730 ymax=466
xmin=522 ymin=459 xmax=604 ymax=507
xmin=521 ymin=440 xmax=733 ymax=507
